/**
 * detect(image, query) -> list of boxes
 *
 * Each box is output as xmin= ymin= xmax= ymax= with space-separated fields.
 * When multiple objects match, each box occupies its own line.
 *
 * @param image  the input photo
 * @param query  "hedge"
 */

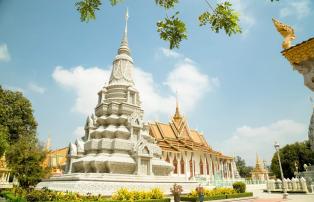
xmin=232 ymin=182 xmax=246 ymax=193
xmin=0 ymin=191 xmax=27 ymax=202
xmin=0 ymin=191 xmax=171 ymax=202
xmin=180 ymin=192 xmax=253 ymax=201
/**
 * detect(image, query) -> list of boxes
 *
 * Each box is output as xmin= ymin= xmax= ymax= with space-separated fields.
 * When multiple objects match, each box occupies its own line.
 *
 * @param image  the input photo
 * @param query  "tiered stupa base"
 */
xmin=36 ymin=173 xmax=199 ymax=195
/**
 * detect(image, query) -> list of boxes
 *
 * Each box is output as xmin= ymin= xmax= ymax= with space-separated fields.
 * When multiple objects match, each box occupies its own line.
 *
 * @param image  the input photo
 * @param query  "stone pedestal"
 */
xmin=36 ymin=173 xmax=198 ymax=195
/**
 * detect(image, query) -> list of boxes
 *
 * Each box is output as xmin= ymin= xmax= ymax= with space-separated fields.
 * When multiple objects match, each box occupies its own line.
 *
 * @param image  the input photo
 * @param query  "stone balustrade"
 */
xmin=266 ymin=177 xmax=309 ymax=193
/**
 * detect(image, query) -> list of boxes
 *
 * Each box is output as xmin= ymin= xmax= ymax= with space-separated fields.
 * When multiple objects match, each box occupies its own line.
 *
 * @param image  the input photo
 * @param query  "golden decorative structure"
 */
xmin=42 ymin=137 xmax=68 ymax=177
xmin=273 ymin=17 xmax=314 ymax=91
xmin=272 ymin=18 xmax=296 ymax=50
xmin=0 ymin=154 xmax=14 ymax=188
xmin=251 ymin=153 xmax=269 ymax=181
xmin=282 ymin=38 xmax=314 ymax=66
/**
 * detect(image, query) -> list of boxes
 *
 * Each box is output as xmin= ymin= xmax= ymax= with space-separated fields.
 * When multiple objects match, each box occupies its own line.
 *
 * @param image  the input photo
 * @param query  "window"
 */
xmin=173 ymin=156 xmax=178 ymax=174
xmin=200 ymin=159 xmax=204 ymax=175
xmin=180 ymin=157 xmax=185 ymax=174
xmin=189 ymin=159 xmax=193 ymax=177
xmin=206 ymin=158 xmax=209 ymax=175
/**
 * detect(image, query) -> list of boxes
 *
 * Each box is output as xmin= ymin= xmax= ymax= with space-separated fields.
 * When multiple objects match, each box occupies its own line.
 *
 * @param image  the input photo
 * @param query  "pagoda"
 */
xmin=251 ymin=154 xmax=268 ymax=181
xmin=37 ymin=10 xmax=197 ymax=195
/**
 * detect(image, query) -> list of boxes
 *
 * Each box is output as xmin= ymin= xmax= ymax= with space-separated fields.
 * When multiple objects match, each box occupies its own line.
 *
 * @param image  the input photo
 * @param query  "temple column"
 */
xmin=230 ymin=162 xmax=233 ymax=179
xmin=177 ymin=153 xmax=180 ymax=176
xmin=149 ymin=158 xmax=153 ymax=176
xmin=227 ymin=162 xmax=230 ymax=179
xmin=220 ymin=160 xmax=224 ymax=179
xmin=203 ymin=156 xmax=206 ymax=176
xmin=6 ymin=172 xmax=10 ymax=182
xmin=169 ymin=152 xmax=174 ymax=175
xmin=229 ymin=162 xmax=232 ymax=179
xmin=184 ymin=153 xmax=188 ymax=181
xmin=4 ymin=173 xmax=7 ymax=182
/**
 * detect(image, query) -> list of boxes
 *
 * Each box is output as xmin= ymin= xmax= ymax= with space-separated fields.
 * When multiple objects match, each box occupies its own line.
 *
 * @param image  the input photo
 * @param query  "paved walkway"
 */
xmin=222 ymin=188 xmax=314 ymax=202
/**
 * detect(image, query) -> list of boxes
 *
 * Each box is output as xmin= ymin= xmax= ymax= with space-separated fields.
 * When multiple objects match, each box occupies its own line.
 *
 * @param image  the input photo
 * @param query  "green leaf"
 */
xmin=75 ymin=0 xmax=102 ymax=22
xmin=155 ymin=0 xmax=179 ymax=9
xmin=156 ymin=12 xmax=187 ymax=49
xmin=198 ymin=2 xmax=241 ymax=36
xmin=109 ymin=0 xmax=124 ymax=6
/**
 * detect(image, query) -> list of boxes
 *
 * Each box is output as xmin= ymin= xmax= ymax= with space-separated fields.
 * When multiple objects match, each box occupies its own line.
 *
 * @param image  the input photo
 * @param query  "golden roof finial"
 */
xmin=256 ymin=153 xmax=260 ymax=164
xmin=45 ymin=135 xmax=51 ymax=151
xmin=272 ymin=18 xmax=296 ymax=49
xmin=174 ymin=90 xmax=182 ymax=119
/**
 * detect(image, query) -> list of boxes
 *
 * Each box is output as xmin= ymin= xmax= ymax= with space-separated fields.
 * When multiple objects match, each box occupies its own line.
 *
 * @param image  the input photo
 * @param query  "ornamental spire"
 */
xmin=174 ymin=91 xmax=182 ymax=120
xmin=118 ymin=8 xmax=130 ymax=55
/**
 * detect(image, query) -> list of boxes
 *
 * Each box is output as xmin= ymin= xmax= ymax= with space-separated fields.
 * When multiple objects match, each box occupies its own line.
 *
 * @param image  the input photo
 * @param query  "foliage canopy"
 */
xmin=74 ymin=0 xmax=247 ymax=49
xmin=0 ymin=86 xmax=37 ymax=145
xmin=270 ymin=141 xmax=314 ymax=179
xmin=0 ymin=86 xmax=48 ymax=188
xmin=6 ymin=135 xmax=48 ymax=188
xmin=234 ymin=156 xmax=253 ymax=178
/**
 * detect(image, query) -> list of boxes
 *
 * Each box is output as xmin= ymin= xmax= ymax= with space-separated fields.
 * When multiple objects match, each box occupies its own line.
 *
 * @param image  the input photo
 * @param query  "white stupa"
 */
xmin=37 ymin=10 xmax=198 ymax=195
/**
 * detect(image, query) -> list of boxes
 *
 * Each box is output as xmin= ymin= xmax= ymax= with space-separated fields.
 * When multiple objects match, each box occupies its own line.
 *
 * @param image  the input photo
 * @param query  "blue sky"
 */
xmin=0 ymin=0 xmax=313 ymax=165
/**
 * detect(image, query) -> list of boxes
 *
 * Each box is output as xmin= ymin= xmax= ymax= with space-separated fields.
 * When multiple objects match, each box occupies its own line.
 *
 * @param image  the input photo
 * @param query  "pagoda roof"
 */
xmin=149 ymin=109 xmax=232 ymax=160
xmin=282 ymin=37 xmax=314 ymax=65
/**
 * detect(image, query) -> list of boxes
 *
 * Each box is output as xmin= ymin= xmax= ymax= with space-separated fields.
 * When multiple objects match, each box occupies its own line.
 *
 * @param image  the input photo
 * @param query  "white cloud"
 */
xmin=52 ymin=51 xmax=218 ymax=120
xmin=164 ymin=61 xmax=218 ymax=112
xmin=219 ymin=120 xmax=307 ymax=166
xmin=52 ymin=66 xmax=110 ymax=115
xmin=280 ymin=0 xmax=311 ymax=19
xmin=28 ymin=82 xmax=46 ymax=94
xmin=160 ymin=48 xmax=181 ymax=58
xmin=0 ymin=44 xmax=10 ymax=62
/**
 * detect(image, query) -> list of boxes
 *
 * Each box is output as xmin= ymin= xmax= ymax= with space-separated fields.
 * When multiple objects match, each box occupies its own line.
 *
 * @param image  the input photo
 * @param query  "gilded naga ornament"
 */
xmin=272 ymin=18 xmax=296 ymax=49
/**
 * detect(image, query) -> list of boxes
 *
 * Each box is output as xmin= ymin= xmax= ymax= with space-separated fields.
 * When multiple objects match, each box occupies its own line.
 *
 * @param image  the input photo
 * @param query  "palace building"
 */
xmin=149 ymin=101 xmax=239 ymax=181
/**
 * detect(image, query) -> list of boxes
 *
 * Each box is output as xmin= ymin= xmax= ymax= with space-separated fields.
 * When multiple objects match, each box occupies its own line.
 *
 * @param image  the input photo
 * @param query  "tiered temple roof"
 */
xmin=149 ymin=102 xmax=232 ymax=159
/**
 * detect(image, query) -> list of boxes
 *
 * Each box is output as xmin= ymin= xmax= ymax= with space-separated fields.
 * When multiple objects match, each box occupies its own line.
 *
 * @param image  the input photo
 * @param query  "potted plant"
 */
xmin=170 ymin=183 xmax=183 ymax=202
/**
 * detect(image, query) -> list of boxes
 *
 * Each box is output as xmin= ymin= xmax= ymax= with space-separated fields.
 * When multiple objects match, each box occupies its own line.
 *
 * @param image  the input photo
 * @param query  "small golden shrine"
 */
xmin=42 ymin=137 xmax=68 ymax=176
xmin=251 ymin=154 xmax=268 ymax=181
xmin=0 ymin=154 xmax=13 ymax=188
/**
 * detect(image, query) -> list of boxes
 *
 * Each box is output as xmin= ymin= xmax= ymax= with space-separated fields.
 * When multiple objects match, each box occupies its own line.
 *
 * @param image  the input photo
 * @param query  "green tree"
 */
xmin=0 ymin=125 xmax=9 ymax=157
xmin=0 ymin=86 xmax=48 ymax=188
xmin=235 ymin=156 xmax=253 ymax=178
xmin=271 ymin=141 xmax=314 ymax=179
xmin=6 ymin=135 xmax=48 ymax=188
xmin=0 ymin=86 xmax=37 ymax=144
xmin=75 ymin=0 xmax=244 ymax=49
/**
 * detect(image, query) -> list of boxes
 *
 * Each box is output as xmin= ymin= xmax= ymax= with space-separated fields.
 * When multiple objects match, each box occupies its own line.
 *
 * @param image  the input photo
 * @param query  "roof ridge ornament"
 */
xmin=174 ymin=90 xmax=182 ymax=120
xmin=272 ymin=18 xmax=296 ymax=50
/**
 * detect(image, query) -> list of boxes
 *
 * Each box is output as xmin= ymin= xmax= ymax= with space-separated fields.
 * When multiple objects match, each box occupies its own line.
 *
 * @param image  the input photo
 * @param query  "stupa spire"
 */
xmin=109 ymin=9 xmax=134 ymax=86
xmin=118 ymin=8 xmax=130 ymax=55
